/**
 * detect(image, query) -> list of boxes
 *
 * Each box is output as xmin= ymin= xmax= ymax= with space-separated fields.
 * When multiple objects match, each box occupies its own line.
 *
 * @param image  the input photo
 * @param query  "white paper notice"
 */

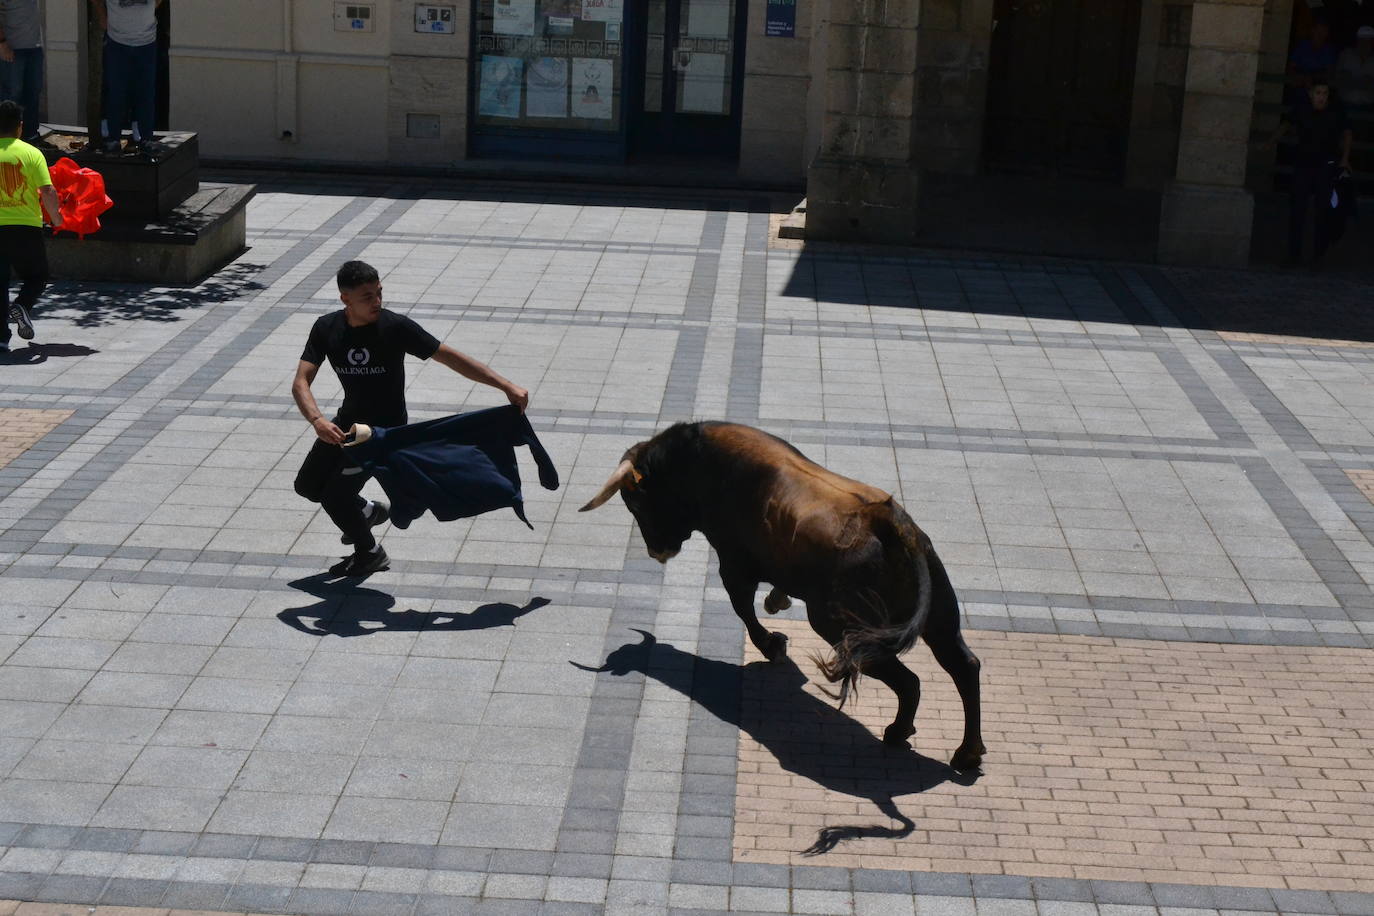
xmin=679 ymin=51 xmax=726 ymax=113
xmin=526 ymin=56 xmax=569 ymax=118
xmin=493 ymin=0 xmax=536 ymax=35
xmin=686 ymin=0 xmax=730 ymax=38
xmin=581 ymin=0 xmax=623 ymax=22
xmin=478 ymin=55 xmax=523 ymax=117
xmin=571 ymin=57 xmax=613 ymax=119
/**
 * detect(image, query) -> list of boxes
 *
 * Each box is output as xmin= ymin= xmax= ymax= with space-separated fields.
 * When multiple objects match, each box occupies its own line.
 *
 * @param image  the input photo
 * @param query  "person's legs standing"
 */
xmin=129 ymin=42 xmax=156 ymax=145
xmin=102 ymin=38 xmax=132 ymax=147
xmin=0 ymin=59 xmax=15 ymax=107
xmin=1288 ymin=165 xmax=1318 ymax=262
xmin=1311 ymin=164 xmax=1336 ymax=263
xmin=14 ymin=49 xmax=43 ymax=140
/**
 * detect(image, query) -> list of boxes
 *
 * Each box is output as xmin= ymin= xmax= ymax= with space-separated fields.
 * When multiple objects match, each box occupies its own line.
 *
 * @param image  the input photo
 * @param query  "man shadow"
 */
xmin=0 ymin=342 xmax=99 ymax=364
xmin=574 ymin=629 xmax=978 ymax=855
xmin=278 ymin=572 xmax=549 ymax=637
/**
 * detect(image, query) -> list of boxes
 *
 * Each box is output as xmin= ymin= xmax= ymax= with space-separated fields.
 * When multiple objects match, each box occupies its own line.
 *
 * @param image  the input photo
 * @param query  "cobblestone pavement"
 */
xmin=1 ymin=176 xmax=1373 ymax=916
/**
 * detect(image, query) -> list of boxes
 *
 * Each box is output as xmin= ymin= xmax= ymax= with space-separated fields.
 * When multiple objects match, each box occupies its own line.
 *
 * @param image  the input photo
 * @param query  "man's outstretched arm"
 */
xmin=432 ymin=344 xmax=530 ymax=412
xmin=292 ymin=359 xmax=346 ymax=444
xmin=39 ymin=185 xmax=63 ymax=227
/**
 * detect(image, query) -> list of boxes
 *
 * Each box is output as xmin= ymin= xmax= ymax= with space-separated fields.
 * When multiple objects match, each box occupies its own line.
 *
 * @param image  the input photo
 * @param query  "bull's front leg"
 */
xmin=720 ymin=568 xmax=788 ymax=661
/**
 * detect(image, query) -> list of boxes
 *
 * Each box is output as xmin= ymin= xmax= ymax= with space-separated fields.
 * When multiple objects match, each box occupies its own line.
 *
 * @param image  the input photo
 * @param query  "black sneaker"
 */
xmin=341 ymin=499 xmax=390 ymax=545
xmin=329 ymin=546 xmax=390 ymax=577
xmin=9 ymin=304 xmax=33 ymax=341
xmin=0 ymin=340 xmax=9 ymax=353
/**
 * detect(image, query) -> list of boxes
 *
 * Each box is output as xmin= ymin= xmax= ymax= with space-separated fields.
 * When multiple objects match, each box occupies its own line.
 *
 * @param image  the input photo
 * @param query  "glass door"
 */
xmin=628 ymin=0 xmax=745 ymax=157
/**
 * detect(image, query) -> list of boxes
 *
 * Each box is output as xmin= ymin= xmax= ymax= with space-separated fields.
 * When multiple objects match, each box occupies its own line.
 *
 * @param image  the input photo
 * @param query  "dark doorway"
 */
xmin=984 ymin=0 xmax=1143 ymax=179
xmin=625 ymin=0 xmax=747 ymax=159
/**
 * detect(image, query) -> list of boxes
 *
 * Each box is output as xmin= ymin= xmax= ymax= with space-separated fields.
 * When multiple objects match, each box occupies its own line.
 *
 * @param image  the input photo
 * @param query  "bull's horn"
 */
xmin=579 ymin=459 xmax=637 ymax=511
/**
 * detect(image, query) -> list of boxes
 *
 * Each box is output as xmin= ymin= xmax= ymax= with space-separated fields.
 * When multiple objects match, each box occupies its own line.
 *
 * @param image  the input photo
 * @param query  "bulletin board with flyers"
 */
xmin=473 ymin=0 xmax=625 ymax=138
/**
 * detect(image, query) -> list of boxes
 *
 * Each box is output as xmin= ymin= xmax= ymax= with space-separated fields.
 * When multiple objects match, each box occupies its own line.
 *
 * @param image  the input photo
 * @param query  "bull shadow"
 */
xmin=278 ymin=572 xmax=548 ymax=638
xmin=574 ymin=629 xmax=976 ymax=855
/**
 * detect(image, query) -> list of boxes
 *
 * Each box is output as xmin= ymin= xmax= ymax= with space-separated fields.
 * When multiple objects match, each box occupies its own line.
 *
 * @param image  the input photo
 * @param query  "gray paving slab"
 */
xmin=1 ymin=180 xmax=1371 ymax=914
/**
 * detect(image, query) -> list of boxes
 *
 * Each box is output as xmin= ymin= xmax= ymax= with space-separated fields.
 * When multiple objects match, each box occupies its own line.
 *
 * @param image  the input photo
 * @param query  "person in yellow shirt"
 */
xmin=0 ymin=98 xmax=60 ymax=351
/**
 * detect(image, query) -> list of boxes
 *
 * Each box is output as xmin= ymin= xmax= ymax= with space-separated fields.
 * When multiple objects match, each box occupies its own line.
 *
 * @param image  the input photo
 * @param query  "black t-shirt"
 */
xmin=300 ymin=310 xmax=441 ymax=427
xmin=1292 ymin=104 xmax=1350 ymax=166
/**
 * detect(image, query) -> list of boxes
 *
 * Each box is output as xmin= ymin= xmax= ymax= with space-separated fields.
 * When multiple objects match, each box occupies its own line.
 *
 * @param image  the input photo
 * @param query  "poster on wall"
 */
xmin=581 ymin=0 xmax=622 ymax=22
xmin=479 ymin=55 xmax=524 ymax=117
xmin=526 ymin=56 xmax=570 ymax=118
xmin=764 ymin=0 xmax=795 ymax=36
xmin=679 ymin=52 xmax=726 ymax=113
xmin=493 ymin=0 xmax=536 ymax=35
xmin=571 ymin=57 xmax=613 ymax=119
xmin=686 ymin=0 xmax=730 ymax=38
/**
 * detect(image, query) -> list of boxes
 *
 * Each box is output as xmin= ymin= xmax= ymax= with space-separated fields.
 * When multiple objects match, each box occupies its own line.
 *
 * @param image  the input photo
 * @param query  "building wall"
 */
xmin=38 ymin=0 xmax=1271 ymax=194
xmin=46 ymin=0 xmax=468 ymax=163
xmin=1125 ymin=0 xmax=1193 ymax=189
xmin=910 ymin=0 xmax=993 ymax=175
xmin=1247 ymin=0 xmax=1295 ymax=191
xmin=43 ymin=0 xmax=82 ymax=126
xmin=739 ymin=0 xmax=811 ymax=183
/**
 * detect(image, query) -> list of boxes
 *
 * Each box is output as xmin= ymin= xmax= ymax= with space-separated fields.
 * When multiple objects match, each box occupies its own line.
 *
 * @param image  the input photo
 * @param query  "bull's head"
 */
xmin=579 ymin=438 xmax=695 ymax=563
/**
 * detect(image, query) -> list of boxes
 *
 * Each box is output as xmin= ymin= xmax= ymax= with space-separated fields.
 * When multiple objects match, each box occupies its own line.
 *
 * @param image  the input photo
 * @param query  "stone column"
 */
xmin=804 ymin=0 xmax=922 ymax=244
xmin=1157 ymin=0 xmax=1266 ymax=266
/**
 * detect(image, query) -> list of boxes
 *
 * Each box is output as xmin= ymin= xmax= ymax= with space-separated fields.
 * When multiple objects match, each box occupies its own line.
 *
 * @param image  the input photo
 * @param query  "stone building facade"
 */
xmin=40 ymin=0 xmax=1309 ymax=265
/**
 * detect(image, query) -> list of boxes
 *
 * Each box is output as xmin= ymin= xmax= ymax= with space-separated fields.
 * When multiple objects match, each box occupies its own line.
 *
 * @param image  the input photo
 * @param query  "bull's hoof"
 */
xmin=763 ymin=588 xmax=792 ymax=615
xmin=950 ymin=742 xmax=986 ymax=772
xmin=882 ymin=722 xmax=915 ymax=749
xmin=763 ymin=631 xmax=788 ymax=662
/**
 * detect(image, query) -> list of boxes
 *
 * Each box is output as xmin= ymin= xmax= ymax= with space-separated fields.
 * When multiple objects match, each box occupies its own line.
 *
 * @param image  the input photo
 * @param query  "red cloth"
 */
xmin=47 ymin=158 xmax=113 ymax=239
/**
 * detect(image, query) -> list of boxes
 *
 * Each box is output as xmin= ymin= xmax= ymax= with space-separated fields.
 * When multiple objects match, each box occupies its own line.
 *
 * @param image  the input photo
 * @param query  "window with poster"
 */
xmin=471 ymin=0 xmax=626 ymax=158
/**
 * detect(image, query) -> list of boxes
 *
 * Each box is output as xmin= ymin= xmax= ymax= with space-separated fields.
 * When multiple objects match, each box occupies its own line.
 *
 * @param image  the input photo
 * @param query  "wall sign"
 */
xmin=415 ymin=5 xmax=456 ymax=33
xmin=765 ymin=0 xmax=796 ymax=37
xmin=334 ymin=3 xmax=375 ymax=32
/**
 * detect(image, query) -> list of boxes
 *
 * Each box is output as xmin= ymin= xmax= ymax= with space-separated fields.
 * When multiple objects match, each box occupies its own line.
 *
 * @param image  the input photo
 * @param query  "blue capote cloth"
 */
xmin=342 ymin=405 xmax=559 ymax=530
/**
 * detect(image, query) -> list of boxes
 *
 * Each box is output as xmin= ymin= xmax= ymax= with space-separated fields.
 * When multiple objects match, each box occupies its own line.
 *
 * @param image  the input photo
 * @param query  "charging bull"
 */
xmin=580 ymin=421 xmax=985 ymax=771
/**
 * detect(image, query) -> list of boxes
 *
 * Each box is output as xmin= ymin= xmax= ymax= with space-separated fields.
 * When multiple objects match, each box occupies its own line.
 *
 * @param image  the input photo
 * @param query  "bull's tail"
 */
xmin=813 ymin=530 xmax=932 ymax=709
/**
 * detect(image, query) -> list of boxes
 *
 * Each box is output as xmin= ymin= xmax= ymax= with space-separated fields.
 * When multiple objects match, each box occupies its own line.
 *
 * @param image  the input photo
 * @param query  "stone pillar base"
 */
xmin=804 ymin=157 xmax=919 ymax=245
xmin=1157 ymin=182 xmax=1255 ymax=267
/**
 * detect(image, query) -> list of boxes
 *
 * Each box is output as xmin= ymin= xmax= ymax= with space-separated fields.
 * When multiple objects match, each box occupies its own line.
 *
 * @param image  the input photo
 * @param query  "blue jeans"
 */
xmin=0 ymin=47 xmax=44 ymax=140
xmin=102 ymin=37 xmax=156 ymax=143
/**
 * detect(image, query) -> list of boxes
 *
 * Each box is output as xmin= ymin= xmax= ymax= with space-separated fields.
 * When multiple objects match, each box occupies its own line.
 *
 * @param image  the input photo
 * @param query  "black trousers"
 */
xmin=0 ymin=225 xmax=49 ymax=344
xmin=294 ymin=433 xmax=375 ymax=552
xmin=1289 ymin=163 xmax=1335 ymax=261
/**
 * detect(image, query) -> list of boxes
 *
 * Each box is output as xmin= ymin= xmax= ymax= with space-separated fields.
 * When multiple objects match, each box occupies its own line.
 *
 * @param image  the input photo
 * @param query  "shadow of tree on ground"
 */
xmin=41 ymin=260 xmax=267 ymax=329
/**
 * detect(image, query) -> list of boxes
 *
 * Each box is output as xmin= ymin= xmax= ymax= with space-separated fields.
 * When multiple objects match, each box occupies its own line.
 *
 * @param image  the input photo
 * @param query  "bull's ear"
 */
xmin=624 ymin=467 xmax=644 ymax=490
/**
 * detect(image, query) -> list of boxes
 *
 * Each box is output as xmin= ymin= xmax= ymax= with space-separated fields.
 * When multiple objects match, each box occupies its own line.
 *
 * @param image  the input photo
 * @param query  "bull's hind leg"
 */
xmin=864 ymin=656 xmax=922 ymax=748
xmin=763 ymin=587 xmax=791 ymax=614
xmin=925 ymin=627 xmax=984 ymax=771
xmin=721 ymin=569 xmax=787 ymax=661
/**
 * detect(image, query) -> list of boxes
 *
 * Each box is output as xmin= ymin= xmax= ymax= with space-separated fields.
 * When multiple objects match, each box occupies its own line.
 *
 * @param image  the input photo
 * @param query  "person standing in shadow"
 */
xmin=1263 ymin=79 xmax=1354 ymax=268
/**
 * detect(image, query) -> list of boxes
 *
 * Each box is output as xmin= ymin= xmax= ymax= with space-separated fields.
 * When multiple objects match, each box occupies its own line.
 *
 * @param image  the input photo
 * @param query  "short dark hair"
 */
xmin=0 ymin=101 xmax=22 ymax=136
xmin=336 ymin=260 xmax=380 ymax=291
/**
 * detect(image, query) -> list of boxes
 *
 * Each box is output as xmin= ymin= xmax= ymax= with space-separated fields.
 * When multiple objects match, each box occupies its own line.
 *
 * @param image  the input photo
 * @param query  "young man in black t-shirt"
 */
xmin=292 ymin=260 xmax=530 ymax=575
xmin=1266 ymin=80 xmax=1354 ymax=266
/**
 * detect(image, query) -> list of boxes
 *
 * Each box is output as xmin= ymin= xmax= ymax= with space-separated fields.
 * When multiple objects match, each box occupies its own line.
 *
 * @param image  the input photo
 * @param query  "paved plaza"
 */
xmin=0 ymin=176 xmax=1372 ymax=916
